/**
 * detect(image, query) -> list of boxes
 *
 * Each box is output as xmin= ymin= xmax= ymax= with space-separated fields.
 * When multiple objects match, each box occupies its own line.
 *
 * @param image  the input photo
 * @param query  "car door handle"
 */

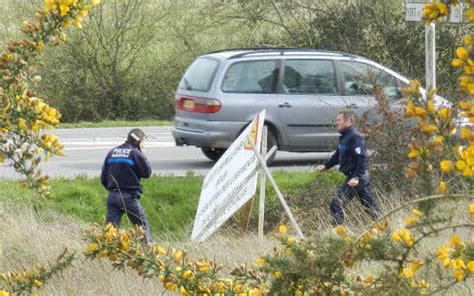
xmin=278 ymin=102 xmax=292 ymax=108
xmin=348 ymin=103 xmax=359 ymax=109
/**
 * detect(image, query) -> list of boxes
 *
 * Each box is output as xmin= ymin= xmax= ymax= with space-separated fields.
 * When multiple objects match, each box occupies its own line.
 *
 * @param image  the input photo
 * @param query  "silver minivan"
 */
xmin=172 ymin=48 xmax=409 ymax=162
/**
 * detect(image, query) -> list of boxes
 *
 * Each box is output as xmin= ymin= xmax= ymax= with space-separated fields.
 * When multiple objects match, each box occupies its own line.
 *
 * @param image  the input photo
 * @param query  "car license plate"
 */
xmin=183 ymin=99 xmax=194 ymax=110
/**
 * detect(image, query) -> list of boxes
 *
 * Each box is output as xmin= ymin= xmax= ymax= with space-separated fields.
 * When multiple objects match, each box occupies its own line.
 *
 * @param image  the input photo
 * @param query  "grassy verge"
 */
xmin=58 ymin=120 xmax=172 ymax=129
xmin=0 ymin=171 xmax=342 ymax=237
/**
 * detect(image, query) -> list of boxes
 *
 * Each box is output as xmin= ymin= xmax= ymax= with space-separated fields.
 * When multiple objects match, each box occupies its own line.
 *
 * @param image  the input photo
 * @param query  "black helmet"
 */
xmin=127 ymin=128 xmax=146 ymax=146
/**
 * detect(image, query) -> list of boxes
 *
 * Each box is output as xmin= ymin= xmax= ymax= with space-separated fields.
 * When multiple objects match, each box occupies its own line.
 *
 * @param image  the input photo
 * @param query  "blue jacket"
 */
xmin=100 ymin=142 xmax=152 ymax=195
xmin=323 ymin=126 xmax=368 ymax=179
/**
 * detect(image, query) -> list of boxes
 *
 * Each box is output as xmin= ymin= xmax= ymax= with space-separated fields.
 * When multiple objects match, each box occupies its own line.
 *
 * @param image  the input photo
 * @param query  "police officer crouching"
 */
xmin=315 ymin=110 xmax=381 ymax=226
xmin=100 ymin=128 xmax=152 ymax=243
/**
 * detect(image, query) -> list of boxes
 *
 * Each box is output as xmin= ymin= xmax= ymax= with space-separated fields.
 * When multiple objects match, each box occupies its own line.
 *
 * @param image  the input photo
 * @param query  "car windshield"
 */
xmin=178 ymin=58 xmax=219 ymax=91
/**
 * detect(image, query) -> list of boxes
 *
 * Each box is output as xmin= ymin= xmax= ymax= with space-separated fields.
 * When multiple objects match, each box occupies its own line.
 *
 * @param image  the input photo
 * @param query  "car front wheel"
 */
xmin=201 ymin=147 xmax=226 ymax=161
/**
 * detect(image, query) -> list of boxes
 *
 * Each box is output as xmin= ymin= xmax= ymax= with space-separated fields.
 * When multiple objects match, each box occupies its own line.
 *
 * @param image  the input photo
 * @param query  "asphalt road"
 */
xmin=0 ymin=126 xmax=332 ymax=179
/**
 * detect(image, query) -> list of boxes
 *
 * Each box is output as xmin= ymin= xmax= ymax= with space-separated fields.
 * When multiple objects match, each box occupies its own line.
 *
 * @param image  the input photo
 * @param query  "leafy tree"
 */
xmin=37 ymin=0 xmax=174 ymax=122
xmin=208 ymin=0 xmax=464 ymax=99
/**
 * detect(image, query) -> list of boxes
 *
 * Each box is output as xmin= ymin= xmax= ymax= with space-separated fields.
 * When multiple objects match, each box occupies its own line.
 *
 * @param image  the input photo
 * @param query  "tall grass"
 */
xmin=1 ymin=190 xmax=472 ymax=294
xmin=0 ymin=202 xmax=277 ymax=295
xmin=0 ymin=171 xmax=341 ymax=239
xmin=1 ymin=171 xmax=472 ymax=294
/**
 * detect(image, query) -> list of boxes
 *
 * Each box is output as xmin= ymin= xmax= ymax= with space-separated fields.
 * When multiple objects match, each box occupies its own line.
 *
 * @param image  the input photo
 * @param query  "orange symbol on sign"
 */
xmin=244 ymin=116 xmax=259 ymax=150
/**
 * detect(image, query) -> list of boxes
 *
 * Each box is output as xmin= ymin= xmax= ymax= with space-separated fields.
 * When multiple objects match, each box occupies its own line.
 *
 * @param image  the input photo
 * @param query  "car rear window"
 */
xmin=178 ymin=58 xmax=219 ymax=91
xmin=282 ymin=60 xmax=336 ymax=94
xmin=222 ymin=60 xmax=278 ymax=93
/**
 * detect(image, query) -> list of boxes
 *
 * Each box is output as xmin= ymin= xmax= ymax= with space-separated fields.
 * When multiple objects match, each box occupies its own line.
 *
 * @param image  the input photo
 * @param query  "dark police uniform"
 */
xmin=101 ymin=141 xmax=152 ymax=242
xmin=323 ymin=125 xmax=381 ymax=225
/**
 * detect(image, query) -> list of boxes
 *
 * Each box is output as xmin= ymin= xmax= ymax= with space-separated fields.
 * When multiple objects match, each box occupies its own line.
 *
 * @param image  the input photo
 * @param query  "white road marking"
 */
xmin=59 ymin=136 xmax=173 ymax=141
xmin=63 ymin=142 xmax=176 ymax=151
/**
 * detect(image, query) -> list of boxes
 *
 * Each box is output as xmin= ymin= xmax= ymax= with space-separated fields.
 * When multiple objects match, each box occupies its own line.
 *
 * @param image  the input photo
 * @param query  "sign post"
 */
xmin=426 ymin=22 xmax=436 ymax=91
xmin=248 ymin=137 xmax=304 ymax=239
xmin=258 ymin=127 xmax=267 ymax=241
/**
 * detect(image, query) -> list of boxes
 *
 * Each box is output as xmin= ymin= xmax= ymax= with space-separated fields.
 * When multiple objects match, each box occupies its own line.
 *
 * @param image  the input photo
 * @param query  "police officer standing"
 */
xmin=101 ymin=128 xmax=152 ymax=243
xmin=315 ymin=110 xmax=381 ymax=225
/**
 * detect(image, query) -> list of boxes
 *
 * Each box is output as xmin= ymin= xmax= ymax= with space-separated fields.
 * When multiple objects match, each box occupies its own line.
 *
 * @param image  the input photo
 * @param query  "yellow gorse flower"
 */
xmin=182 ymin=270 xmax=194 ymax=280
xmin=411 ymin=259 xmax=423 ymax=272
xmin=418 ymin=280 xmax=430 ymax=289
xmin=460 ymin=126 xmax=472 ymax=139
xmin=400 ymin=267 xmax=414 ymax=278
xmin=464 ymin=35 xmax=473 ymax=46
xmin=84 ymin=242 xmax=98 ymax=254
xmin=195 ymin=260 xmax=211 ymax=273
xmin=174 ymin=250 xmax=184 ymax=262
xmin=456 ymin=47 xmax=469 ymax=60
xmin=427 ymin=100 xmax=435 ymax=113
xmin=164 ymin=281 xmax=177 ymax=291
xmin=43 ymin=0 xmax=57 ymax=12
xmin=454 ymin=270 xmax=466 ymax=281
xmin=420 ymin=123 xmax=437 ymax=135
xmin=468 ymin=7 xmax=474 ymax=22
xmin=433 ymin=135 xmax=444 ymax=144
xmin=452 ymin=58 xmax=465 ymax=67
xmin=256 ymin=257 xmax=266 ymax=268
xmin=391 ymin=229 xmax=414 ymax=247
xmin=467 ymin=261 xmax=474 ymax=273
xmin=423 ymin=0 xmax=448 ymax=22
xmin=438 ymin=181 xmax=447 ymax=193
xmin=439 ymin=107 xmax=451 ymax=121
xmin=408 ymin=147 xmax=420 ymax=158
xmin=449 ymin=235 xmax=465 ymax=249
xmin=437 ymin=244 xmax=453 ymax=262
xmin=17 ymin=118 xmax=27 ymax=131
xmin=335 ymin=225 xmax=346 ymax=237
xmin=179 ymin=286 xmax=191 ymax=295
xmin=404 ymin=216 xmax=417 ymax=228
xmin=440 ymin=160 xmax=453 ymax=173
xmin=278 ymin=224 xmax=288 ymax=234
xmin=411 ymin=209 xmax=422 ymax=218
xmin=405 ymin=101 xmax=416 ymax=117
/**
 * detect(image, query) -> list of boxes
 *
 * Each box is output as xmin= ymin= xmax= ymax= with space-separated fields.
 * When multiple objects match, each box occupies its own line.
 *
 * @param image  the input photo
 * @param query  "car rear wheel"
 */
xmin=201 ymin=147 xmax=226 ymax=161
xmin=265 ymin=127 xmax=278 ymax=165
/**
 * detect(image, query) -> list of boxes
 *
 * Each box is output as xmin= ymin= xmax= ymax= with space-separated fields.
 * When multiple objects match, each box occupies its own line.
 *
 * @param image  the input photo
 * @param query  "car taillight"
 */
xmin=176 ymin=97 xmax=221 ymax=113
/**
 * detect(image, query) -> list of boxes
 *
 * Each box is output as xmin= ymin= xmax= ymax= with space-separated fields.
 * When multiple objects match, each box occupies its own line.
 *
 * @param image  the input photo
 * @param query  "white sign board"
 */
xmin=405 ymin=0 xmax=462 ymax=23
xmin=191 ymin=110 xmax=265 ymax=242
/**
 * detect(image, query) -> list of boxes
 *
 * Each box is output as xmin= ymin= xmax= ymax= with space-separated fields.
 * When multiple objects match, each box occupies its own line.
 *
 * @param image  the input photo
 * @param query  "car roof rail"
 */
xmin=206 ymin=47 xmax=296 ymax=55
xmin=205 ymin=47 xmax=361 ymax=59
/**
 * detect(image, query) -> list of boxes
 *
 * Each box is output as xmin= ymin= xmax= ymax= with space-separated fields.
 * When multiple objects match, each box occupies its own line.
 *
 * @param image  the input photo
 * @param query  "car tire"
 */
xmin=265 ymin=127 xmax=278 ymax=165
xmin=201 ymin=147 xmax=226 ymax=161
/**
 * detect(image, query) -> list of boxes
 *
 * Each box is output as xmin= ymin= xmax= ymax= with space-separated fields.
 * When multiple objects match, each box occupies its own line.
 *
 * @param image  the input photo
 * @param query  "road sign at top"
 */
xmin=405 ymin=0 xmax=463 ymax=23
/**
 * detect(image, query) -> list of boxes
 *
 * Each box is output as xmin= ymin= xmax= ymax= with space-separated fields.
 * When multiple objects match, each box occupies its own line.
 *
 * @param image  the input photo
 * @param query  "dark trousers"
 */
xmin=330 ymin=176 xmax=381 ymax=225
xmin=106 ymin=191 xmax=152 ymax=243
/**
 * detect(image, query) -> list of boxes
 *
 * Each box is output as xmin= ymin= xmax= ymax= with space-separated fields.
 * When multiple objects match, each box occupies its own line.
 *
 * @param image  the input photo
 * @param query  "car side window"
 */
xmin=340 ymin=61 xmax=400 ymax=96
xmin=222 ymin=60 xmax=278 ymax=93
xmin=282 ymin=60 xmax=336 ymax=94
